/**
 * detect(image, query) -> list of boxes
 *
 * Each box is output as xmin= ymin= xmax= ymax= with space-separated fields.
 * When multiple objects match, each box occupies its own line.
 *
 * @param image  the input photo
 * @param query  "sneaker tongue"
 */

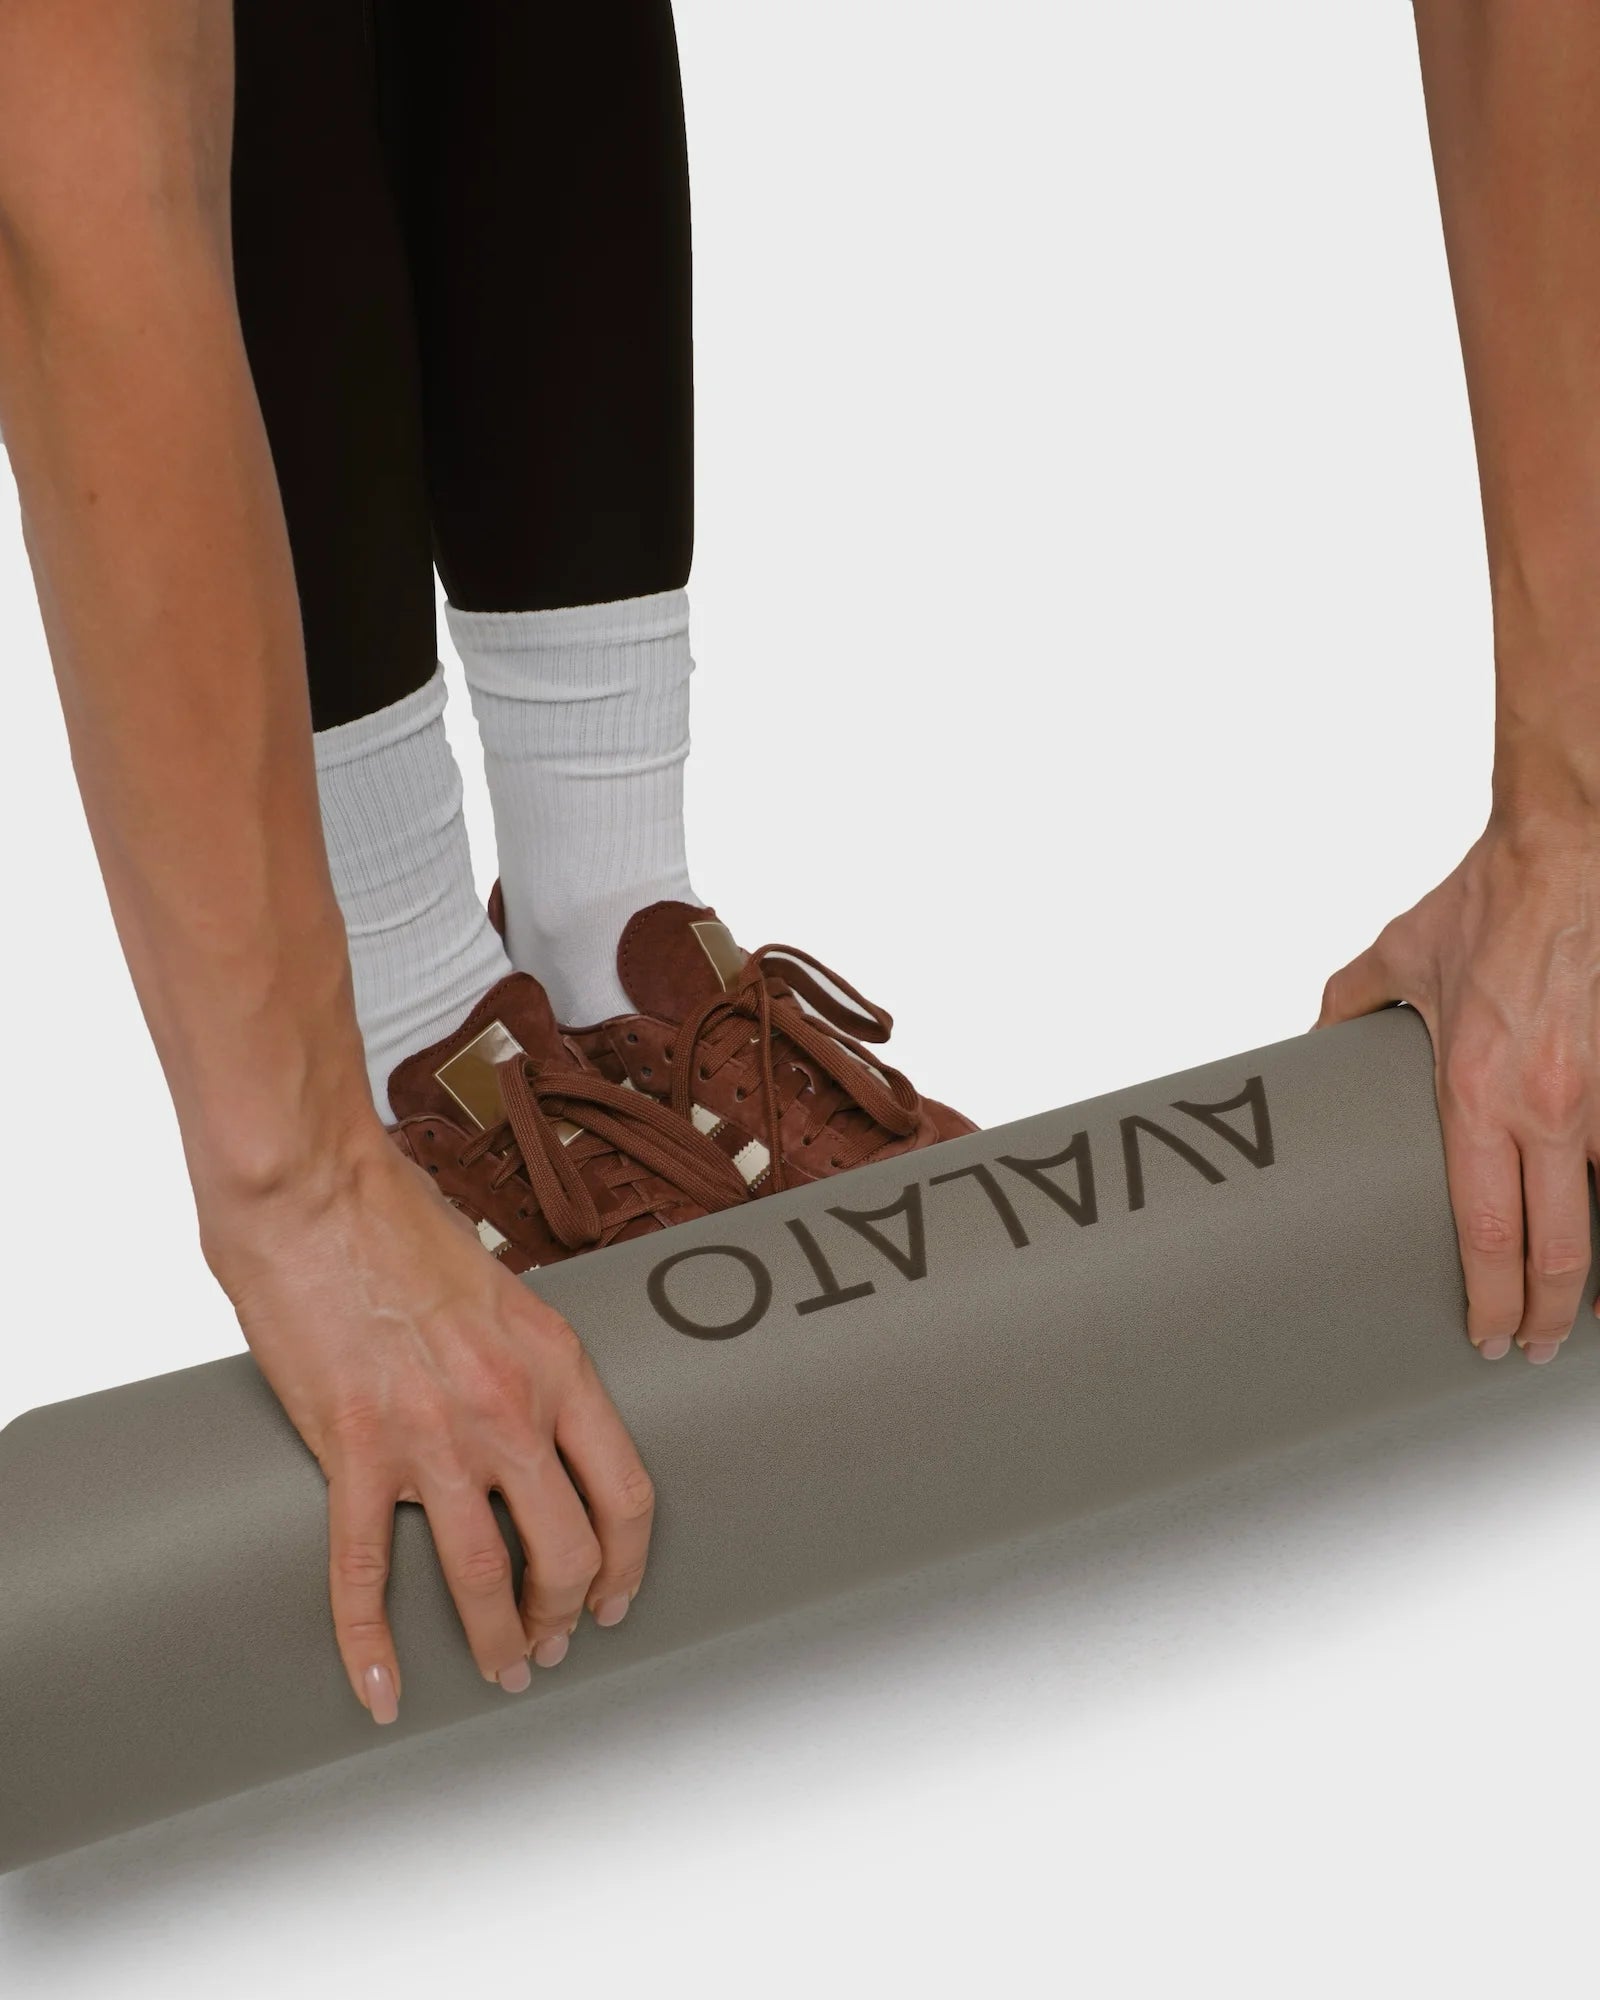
xmin=387 ymin=973 xmax=568 ymax=1130
xmin=616 ymin=902 xmax=748 ymax=1023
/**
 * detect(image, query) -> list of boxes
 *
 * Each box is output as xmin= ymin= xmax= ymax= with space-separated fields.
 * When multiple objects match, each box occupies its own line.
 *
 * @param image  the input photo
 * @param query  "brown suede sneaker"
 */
xmin=555 ymin=901 xmax=978 ymax=1196
xmin=387 ymin=972 xmax=750 ymax=1274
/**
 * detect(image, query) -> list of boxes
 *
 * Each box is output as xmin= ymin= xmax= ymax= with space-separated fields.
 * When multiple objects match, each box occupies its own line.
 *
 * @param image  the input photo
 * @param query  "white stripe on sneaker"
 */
xmin=731 ymin=1137 xmax=772 ymax=1186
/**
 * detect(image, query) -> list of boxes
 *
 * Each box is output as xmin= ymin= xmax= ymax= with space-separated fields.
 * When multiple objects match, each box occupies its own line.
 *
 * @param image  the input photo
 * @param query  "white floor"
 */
xmin=5 ymin=2 xmax=1592 ymax=1994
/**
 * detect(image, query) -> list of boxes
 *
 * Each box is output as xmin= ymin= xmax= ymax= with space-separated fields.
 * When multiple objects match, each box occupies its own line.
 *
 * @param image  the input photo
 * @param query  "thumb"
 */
xmin=1317 ymin=939 xmax=1398 ymax=1029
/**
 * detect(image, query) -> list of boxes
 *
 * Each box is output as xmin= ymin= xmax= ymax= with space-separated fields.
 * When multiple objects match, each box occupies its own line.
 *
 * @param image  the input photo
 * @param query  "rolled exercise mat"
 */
xmin=1 ymin=1007 xmax=1590 ymax=1869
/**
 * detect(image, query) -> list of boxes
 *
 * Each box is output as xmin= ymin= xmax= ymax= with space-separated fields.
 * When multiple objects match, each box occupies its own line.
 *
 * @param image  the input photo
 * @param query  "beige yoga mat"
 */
xmin=1 ymin=1006 xmax=1587 ymax=1870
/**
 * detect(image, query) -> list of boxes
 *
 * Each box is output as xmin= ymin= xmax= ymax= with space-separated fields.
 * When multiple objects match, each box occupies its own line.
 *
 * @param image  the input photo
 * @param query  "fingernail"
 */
xmin=1478 ymin=1336 xmax=1512 ymax=1361
xmin=593 ymin=1595 xmax=631 ymax=1629
xmin=533 ymin=1633 xmax=569 ymax=1670
xmin=1524 ymin=1339 xmax=1561 ymax=1366
xmin=363 ymin=1663 xmax=399 ymax=1726
xmin=498 ymin=1657 xmax=532 ymax=1694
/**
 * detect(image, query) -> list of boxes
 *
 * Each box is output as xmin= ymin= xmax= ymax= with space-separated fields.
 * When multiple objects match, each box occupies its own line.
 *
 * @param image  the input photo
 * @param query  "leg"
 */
xmin=231 ymin=0 xmax=509 ymax=1112
xmin=376 ymin=0 xmax=693 ymax=613
xmin=378 ymin=0 xmax=701 ymax=1023
xmin=368 ymin=2 xmax=974 ymax=1173
xmin=231 ymin=0 xmax=438 ymax=729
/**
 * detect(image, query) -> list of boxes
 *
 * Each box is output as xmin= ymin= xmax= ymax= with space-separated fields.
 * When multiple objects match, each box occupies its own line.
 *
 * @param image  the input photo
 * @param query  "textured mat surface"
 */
xmin=2 ymin=1009 xmax=1582 ymax=1870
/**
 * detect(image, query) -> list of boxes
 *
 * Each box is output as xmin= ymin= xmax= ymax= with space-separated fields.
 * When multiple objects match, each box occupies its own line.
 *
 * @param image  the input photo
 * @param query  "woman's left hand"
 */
xmin=1319 ymin=817 xmax=1600 ymax=1363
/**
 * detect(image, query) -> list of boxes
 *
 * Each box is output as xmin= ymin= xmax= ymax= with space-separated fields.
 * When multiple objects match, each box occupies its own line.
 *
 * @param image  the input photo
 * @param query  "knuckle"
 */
xmin=325 ymin=1403 xmax=388 ymax=1456
xmin=598 ymin=1560 xmax=647 ymax=1600
xmin=608 ymin=1464 xmax=657 ymax=1527
xmin=453 ymin=1543 xmax=513 ymax=1596
xmin=1463 ymin=1209 xmax=1520 ymax=1261
xmin=525 ymin=1307 xmax=585 ymax=1370
xmin=1533 ymin=1237 xmax=1591 ymax=1281
xmin=333 ymin=1540 xmax=390 ymax=1590
xmin=1440 ymin=1047 xmax=1493 ymax=1117
xmin=539 ymin=1532 xmax=603 ymax=1595
xmin=1520 ymin=1058 xmax=1584 ymax=1135
xmin=463 ymin=1353 xmax=532 ymax=1420
xmin=338 ymin=1615 xmax=391 ymax=1649
xmin=412 ymin=1447 xmax=476 ymax=1500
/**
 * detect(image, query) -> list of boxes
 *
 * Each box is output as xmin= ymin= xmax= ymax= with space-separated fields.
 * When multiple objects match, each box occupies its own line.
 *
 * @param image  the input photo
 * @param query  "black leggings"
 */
xmin=230 ymin=1 xmax=694 ymax=731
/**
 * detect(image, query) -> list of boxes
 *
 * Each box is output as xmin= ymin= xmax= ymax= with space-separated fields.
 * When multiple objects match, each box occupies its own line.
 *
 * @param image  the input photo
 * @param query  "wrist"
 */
xmin=1489 ymin=600 xmax=1600 ymax=836
xmin=194 ymin=1103 xmax=402 ymax=1290
xmin=1490 ymin=720 xmax=1600 ymax=839
xmin=152 ymin=920 xmax=385 ymax=1213
xmin=188 ymin=1070 xmax=392 ymax=1239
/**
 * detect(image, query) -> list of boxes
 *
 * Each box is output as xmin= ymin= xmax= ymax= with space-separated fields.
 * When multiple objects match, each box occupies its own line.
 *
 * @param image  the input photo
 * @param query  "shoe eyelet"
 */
xmin=829 ymin=1159 xmax=842 ymax=1170
xmin=427 ymin=1164 xmax=439 ymax=1175
xmin=665 ymin=1046 xmax=675 ymax=1062
xmin=626 ymin=1031 xmax=639 ymax=1045
xmin=734 ymin=1087 xmax=747 ymax=1102
xmin=424 ymin=1128 xmax=435 ymax=1142
xmin=698 ymin=1066 xmax=710 ymax=1082
xmin=641 ymin=1066 xmax=653 ymax=1080
xmin=801 ymin=1134 xmax=813 ymax=1148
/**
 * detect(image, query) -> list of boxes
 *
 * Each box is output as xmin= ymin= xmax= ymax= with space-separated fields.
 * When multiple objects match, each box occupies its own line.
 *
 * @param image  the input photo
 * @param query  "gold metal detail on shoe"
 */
xmin=691 ymin=919 xmax=745 ymax=993
xmin=434 ymin=1020 xmax=527 ymax=1131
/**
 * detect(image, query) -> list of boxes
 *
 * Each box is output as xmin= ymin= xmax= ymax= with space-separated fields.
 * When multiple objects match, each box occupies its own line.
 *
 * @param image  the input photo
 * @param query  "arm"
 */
xmin=1320 ymin=0 xmax=1600 ymax=1359
xmin=0 ymin=0 xmax=653 ymax=1717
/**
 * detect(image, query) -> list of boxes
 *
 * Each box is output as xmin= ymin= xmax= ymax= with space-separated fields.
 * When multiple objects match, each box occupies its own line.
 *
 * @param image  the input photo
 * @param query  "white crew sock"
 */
xmin=315 ymin=669 xmax=512 ymax=1119
xmin=448 ymin=587 xmax=702 ymax=1025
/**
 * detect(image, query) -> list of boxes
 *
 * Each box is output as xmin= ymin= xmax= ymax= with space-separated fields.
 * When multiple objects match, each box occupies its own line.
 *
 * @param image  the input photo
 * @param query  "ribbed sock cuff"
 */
xmin=312 ymin=667 xmax=447 ymax=770
xmin=446 ymin=589 xmax=691 ymax=697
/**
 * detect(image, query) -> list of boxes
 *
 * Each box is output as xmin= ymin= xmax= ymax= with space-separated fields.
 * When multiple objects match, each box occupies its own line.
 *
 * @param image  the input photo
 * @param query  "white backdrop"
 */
xmin=5 ymin=2 xmax=1598 ymax=1994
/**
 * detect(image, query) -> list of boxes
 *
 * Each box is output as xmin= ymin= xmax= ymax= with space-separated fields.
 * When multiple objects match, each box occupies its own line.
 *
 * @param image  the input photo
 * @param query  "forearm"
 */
xmin=1414 ymin=0 xmax=1600 ymax=825
xmin=0 ymin=4 xmax=378 ymax=1218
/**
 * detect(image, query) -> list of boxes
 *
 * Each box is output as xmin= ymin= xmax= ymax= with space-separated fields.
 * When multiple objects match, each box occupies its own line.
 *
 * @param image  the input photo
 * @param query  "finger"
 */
xmin=1439 ymin=1109 xmax=1526 ymax=1359
xmin=1516 ymin=1141 xmax=1593 ymax=1362
xmin=1317 ymin=941 xmax=1397 ymax=1029
xmin=498 ymin=1451 xmax=602 ymax=1670
xmin=327 ymin=1467 xmax=402 ymax=1726
xmin=419 ymin=1477 xmax=532 ymax=1692
xmin=556 ymin=1370 xmax=656 ymax=1630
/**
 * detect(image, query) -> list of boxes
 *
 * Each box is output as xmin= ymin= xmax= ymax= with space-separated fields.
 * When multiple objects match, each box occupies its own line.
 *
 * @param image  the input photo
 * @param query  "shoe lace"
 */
xmin=669 ymin=944 xmax=920 ymax=1193
xmin=459 ymin=1057 xmax=750 ymax=1251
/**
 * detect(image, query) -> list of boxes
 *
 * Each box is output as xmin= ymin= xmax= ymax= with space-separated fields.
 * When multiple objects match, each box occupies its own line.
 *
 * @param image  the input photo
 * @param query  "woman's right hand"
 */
xmin=198 ymin=1129 xmax=655 ymax=1725
xmin=0 ymin=0 xmax=653 ymax=1732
